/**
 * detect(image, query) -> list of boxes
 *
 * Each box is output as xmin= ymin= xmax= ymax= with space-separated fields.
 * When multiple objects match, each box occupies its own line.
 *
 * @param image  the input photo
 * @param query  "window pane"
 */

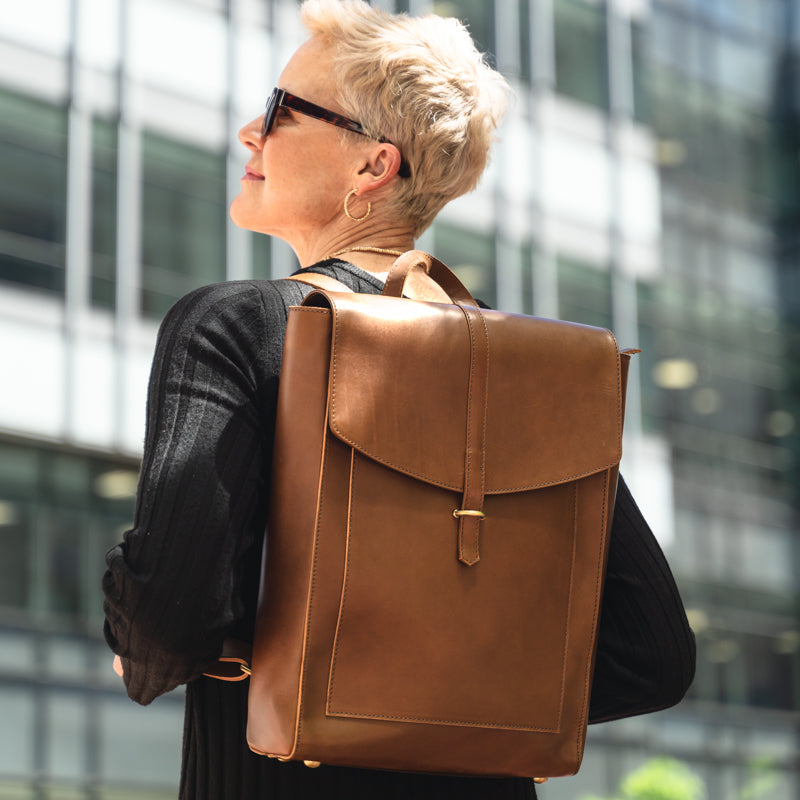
xmin=557 ymin=257 xmax=611 ymax=330
xmin=433 ymin=0 xmax=495 ymax=61
xmin=43 ymin=512 xmax=83 ymax=617
xmin=0 ymin=443 xmax=39 ymax=498
xmin=100 ymin=695 xmax=183 ymax=788
xmin=433 ymin=222 xmax=496 ymax=308
xmin=554 ymin=0 xmax=608 ymax=109
xmin=91 ymin=118 xmax=119 ymax=310
xmin=141 ymin=133 xmax=226 ymax=319
xmin=45 ymin=692 xmax=87 ymax=779
xmin=0 ymin=686 xmax=35 ymax=773
xmin=631 ymin=20 xmax=650 ymax=124
xmin=252 ymin=232 xmax=272 ymax=281
xmin=0 ymin=500 xmax=29 ymax=609
xmin=0 ymin=89 xmax=67 ymax=295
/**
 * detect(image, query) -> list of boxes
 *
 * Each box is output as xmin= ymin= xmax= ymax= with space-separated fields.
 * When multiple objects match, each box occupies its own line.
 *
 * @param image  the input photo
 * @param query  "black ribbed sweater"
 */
xmin=103 ymin=261 xmax=696 ymax=799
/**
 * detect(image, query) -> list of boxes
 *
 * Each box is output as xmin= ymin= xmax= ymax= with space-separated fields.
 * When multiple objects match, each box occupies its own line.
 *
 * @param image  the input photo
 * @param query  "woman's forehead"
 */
xmin=278 ymin=37 xmax=339 ymax=104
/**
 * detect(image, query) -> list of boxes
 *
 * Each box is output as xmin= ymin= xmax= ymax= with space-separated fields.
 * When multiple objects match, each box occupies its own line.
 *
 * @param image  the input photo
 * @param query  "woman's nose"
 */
xmin=238 ymin=116 xmax=265 ymax=150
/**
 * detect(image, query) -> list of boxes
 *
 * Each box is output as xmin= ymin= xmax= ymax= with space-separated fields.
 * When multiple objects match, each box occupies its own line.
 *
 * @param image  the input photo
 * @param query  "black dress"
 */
xmin=103 ymin=260 xmax=696 ymax=799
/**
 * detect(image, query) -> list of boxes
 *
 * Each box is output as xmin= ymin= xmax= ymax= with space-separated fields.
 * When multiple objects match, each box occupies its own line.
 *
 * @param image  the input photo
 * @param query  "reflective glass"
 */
xmin=252 ymin=232 xmax=273 ymax=281
xmin=0 ymin=687 xmax=35 ymax=773
xmin=713 ymin=0 xmax=776 ymax=36
xmin=91 ymin=119 xmax=119 ymax=310
xmin=0 ymin=439 xmax=137 ymax=622
xmin=631 ymin=20 xmax=650 ymax=123
xmin=716 ymin=36 xmax=772 ymax=105
xmin=0 ymin=442 xmax=38 ymax=496
xmin=0 ymin=500 xmax=28 ymax=609
xmin=433 ymin=0 xmax=495 ymax=60
xmin=45 ymin=692 xmax=87 ymax=779
xmin=557 ymin=257 xmax=612 ymax=331
xmin=100 ymin=695 xmax=183 ymax=787
xmin=432 ymin=221 xmax=497 ymax=308
xmin=553 ymin=0 xmax=608 ymax=109
xmin=43 ymin=511 xmax=82 ymax=617
xmin=0 ymin=89 xmax=67 ymax=295
xmin=140 ymin=132 xmax=226 ymax=319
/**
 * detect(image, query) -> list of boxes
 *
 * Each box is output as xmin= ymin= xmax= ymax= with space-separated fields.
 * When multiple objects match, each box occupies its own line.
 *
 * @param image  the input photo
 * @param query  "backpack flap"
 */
xmin=308 ymin=290 xmax=624 ymax=495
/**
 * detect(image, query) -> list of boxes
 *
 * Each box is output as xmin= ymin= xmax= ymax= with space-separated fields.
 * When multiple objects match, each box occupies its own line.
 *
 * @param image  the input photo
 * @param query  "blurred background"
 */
xmin=0 ymin=0 xmax=797 ymax=797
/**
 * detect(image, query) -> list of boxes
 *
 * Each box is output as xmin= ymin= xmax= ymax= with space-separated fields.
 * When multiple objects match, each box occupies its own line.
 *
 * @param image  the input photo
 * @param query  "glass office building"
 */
xmin=0 ymin=0 xmax=797 ymax=797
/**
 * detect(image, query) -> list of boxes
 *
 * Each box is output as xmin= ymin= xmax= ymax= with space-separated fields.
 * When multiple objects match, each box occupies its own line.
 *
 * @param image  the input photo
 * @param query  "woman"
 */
xmin=103 ymin=1 xmax=696 ymax=798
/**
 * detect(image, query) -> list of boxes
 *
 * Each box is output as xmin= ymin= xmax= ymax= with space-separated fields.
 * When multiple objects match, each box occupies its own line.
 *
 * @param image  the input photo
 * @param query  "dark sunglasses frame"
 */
xmin=262 ymin=88 xmax=410 ymax=178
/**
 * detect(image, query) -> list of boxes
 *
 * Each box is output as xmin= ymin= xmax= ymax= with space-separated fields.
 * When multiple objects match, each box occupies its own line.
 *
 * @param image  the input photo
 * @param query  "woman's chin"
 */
xmin=229 ymin=197 xmax=256 ymax=231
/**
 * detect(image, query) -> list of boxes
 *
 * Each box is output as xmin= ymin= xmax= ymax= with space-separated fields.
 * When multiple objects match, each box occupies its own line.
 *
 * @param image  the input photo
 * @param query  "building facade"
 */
xmin=0 ymin=0 xmax=797 ymax=797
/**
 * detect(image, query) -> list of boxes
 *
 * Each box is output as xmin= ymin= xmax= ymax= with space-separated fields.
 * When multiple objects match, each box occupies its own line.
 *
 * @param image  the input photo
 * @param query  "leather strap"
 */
xmin=384 ymin=253 xmax=489 ymax=565
xmin=203 ymin=638 xmax=252 ymax=681
xmin=383 ymin=251 xmax=477 ymax=306
xmin=454 ymin=301 xmax=489 ymax=566
xmin=296 ymin=252 xmax=489 ymax=566
xmin=384 ymin=252 xmax=489 ymax=565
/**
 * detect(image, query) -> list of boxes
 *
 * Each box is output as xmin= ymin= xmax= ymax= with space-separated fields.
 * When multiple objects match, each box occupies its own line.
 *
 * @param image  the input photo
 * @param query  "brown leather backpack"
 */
xmin=209 ymin=251 xmax=637 ymax=778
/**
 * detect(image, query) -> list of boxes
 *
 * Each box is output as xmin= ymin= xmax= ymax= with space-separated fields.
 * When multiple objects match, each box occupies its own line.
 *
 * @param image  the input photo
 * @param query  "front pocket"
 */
xmin=326 ymin=451 xmax=579 ymax=732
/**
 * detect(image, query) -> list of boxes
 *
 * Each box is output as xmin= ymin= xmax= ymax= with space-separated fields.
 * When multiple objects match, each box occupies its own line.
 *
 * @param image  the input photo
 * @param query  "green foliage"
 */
xmin=579 ymin=758 xmax=706 ymax=800
xmin=620 ymin=758 xmax=706 ymax=800
xmin=578 ymin=754 xmax=783 ymax=800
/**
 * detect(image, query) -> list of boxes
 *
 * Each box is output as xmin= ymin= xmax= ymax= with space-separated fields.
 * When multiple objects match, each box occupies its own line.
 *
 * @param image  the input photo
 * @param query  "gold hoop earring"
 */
xmin=344 ymin=189 xmax=371 ymax=222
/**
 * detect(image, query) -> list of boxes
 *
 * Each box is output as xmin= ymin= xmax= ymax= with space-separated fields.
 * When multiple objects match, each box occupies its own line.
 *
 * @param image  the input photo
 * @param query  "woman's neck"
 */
xmin=293 ymin=218 xmax=415 ymax=273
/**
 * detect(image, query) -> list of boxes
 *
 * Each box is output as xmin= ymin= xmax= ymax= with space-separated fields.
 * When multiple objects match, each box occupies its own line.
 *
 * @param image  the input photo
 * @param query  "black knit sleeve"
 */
xmin=588 ymin=475 xmax=696 ymax=723
xmin=102 ymin=282 xmax=282 ymax=705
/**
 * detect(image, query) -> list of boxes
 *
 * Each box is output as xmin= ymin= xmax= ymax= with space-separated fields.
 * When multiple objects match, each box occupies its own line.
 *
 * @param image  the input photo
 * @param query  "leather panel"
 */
xmin=326 ymin=453 xmax=577 ymax=730
xmin=306 ymin=292 xmax=622 ymax=493
xmin=247 ymin=308 xmax=333 ymax=756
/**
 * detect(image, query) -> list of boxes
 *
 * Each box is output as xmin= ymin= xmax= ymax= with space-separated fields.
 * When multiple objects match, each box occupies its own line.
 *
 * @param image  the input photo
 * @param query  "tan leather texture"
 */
xmin=246 ymin=252 xmax=634 ymax=778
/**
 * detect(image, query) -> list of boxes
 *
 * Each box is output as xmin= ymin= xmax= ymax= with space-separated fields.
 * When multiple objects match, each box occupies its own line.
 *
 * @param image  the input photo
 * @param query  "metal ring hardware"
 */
xmin=239 ymin=663 xmax=251 ymax=676
xmin=452 ymin=509 xmax=486 ymax=519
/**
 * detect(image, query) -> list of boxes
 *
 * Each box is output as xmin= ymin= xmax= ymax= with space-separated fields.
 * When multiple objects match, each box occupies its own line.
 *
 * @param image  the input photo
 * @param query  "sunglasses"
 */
xmin=262 ymin=87 xmax=411 ymax=178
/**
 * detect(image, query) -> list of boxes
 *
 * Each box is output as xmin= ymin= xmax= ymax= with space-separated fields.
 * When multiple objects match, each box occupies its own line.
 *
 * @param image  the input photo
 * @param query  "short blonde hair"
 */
xmin=301 ymin=0 xmax=510 ymax=236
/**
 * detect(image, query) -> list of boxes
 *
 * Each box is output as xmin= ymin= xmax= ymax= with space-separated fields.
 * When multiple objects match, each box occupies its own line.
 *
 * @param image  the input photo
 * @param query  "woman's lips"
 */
xmin=242 ymin=165 xmax=265 ymax=181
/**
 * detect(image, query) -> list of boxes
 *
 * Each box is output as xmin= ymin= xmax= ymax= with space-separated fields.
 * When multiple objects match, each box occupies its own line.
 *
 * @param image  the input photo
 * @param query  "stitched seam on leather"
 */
xmin=460 ymin=304 xmax=490 ymax=565
xmin=458 ymin=302 xmax=478 ymax=564
xmin=326 ymin=300 xmax=622 ymax=490
xmin=325 ymin=452 xmax=557 ymax=731
xmin=324 ymin=709 xmax=559 ymax=732
xmin=327 ymin=357 xmax=622 ymax=493
xmin=293 ymin=307 xmax=331 ymax=316
xmin=324 ymin=445 xmax=620 ymax=494
xmin=610 ymin=331 xmax=622 ymax=451
xmin=293 ymin=408 xmax=332 ymax=758
xmin=556 ymin=481 xmax=579 ymax=733
xmin=475 ymin=308 xmax=490 ymax=562
xmin=327 ymin=296 xmax=464 ymax=493
xmin=576 ymin=470 xmax=609 ymax=766
xmin=326 ymin=448 xmax=357 ymax=716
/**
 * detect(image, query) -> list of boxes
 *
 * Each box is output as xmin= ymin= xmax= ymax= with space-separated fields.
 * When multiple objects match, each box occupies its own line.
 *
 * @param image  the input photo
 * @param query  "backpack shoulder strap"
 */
xmin=287 ymin=273 xmax=355 ymax=294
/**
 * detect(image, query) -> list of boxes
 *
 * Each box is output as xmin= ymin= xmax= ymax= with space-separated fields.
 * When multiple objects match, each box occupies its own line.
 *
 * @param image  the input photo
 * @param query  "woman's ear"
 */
xmin=355 ymin=142 xmax=403 ymax=192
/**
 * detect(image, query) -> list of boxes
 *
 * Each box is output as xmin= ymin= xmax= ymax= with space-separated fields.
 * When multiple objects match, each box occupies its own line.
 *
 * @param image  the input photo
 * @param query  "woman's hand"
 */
xmin=113 ymin=655 xmax=124 ymax=677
